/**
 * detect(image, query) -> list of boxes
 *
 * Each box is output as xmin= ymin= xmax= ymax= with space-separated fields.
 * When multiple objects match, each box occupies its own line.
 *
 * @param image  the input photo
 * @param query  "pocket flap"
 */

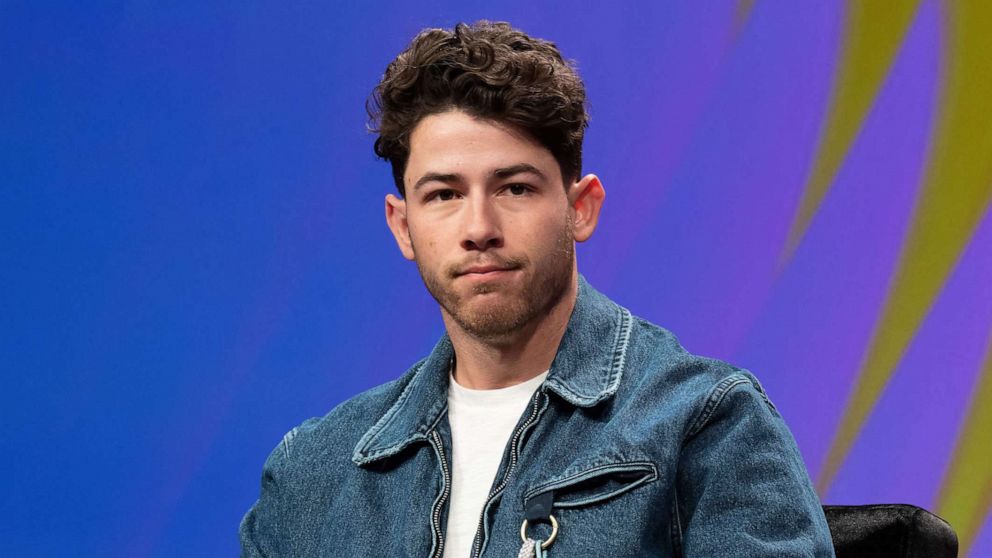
xmin=524 ymin=461 xmax=658 ymax=509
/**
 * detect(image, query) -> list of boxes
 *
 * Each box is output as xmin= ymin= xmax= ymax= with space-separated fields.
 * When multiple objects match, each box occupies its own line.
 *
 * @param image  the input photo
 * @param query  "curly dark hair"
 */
xmin=367 ymin=21 xmax=589 ymax=197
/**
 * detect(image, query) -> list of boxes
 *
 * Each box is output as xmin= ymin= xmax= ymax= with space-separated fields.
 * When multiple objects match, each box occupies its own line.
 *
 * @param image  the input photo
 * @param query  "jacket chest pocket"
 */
xmin=520 ymin=461 xmax=662 ymax=556
xmin=525 ymin=461 xmax=658 ymax=509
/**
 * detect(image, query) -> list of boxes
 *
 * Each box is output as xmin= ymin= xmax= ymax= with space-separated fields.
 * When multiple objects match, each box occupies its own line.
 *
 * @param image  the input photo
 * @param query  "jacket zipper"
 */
xmin=470 ymin=390 xmax=546 ymax=558
xmin=429 ymin=430 xmax=451 ymax=558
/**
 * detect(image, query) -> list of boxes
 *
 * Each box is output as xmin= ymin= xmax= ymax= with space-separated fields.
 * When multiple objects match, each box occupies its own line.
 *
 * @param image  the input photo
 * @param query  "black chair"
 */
xmin=823 ymin=504 xmax=958 ymax=558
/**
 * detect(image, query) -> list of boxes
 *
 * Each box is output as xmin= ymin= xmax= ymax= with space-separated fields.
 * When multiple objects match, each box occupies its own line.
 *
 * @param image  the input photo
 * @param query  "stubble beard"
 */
xmin=414 ymin=222 xmax=575 ymax=342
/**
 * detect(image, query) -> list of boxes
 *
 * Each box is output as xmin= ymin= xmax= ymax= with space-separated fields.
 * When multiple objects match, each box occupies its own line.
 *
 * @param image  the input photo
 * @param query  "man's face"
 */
xmin=395 ymin=109 xmax=576 ymax=340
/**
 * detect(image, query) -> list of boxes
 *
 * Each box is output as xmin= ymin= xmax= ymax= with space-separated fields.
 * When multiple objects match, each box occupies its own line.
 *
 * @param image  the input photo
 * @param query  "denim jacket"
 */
xmin=240 ymin=277 xmax=835 ymax=557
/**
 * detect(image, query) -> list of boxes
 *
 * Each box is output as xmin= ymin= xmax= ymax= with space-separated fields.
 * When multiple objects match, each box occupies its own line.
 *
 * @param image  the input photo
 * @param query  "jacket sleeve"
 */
xmin=674 ymin=373 xmax=835 ymax=557
xmin=239 ymin=432 xmax=296 ymax=558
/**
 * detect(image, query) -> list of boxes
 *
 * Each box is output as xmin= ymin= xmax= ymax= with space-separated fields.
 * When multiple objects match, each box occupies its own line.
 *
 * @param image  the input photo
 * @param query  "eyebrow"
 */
xmin=412 ymin=172 xmax=460 ymax=192
xmin=493 ymin=163 xmax=547 ymax=181
xmin=411 ymin=163 xmax=548 ymax=192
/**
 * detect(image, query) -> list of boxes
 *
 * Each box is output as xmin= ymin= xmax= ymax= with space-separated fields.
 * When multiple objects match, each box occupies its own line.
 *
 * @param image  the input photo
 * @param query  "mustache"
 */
xmin=448 ymin=254 xmax=527 ymax=278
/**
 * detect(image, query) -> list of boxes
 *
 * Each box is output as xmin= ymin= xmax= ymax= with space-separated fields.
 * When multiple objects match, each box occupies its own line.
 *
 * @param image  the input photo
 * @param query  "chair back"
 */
xmin=823 ymin=504 xmax=958 ymax=558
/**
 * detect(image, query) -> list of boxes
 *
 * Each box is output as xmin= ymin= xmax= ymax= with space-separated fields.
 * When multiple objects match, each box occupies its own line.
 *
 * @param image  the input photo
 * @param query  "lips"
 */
xmin=454 ymin=262 xmax=522 ymax=278
xmin=460 ymin=265 xmax=511 ymax=275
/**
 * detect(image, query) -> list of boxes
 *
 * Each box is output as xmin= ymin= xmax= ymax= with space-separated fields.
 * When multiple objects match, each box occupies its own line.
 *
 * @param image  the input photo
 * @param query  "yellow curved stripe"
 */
xmin=781 ymin=1 xmax=922 ymax=263
xmin=937 ymin=330 xmax=992 ymax=555
xmin=817 ymin=0 xmax=992 ymax=494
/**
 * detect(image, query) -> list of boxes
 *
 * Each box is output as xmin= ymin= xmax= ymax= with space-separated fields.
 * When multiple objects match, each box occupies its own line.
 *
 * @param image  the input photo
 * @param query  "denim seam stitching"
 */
xmin=606 ymin=307 xmax=633 ymax=398
xmin=671 ymin=484 xmax=684 ymax=558
xmin=744 ymin=373 xmax=780 ymax=415
xmin=280 ymin=427 xmax=299 ymax=459
xmin=685 ymin=374 xmax=750 ymax=439
xmin=352 ymin=362 xmax=425 ymax=463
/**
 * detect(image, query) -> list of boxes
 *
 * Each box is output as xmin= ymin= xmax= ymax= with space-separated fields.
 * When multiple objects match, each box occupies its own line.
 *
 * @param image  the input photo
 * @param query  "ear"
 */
xmin=385 ymin=194 xmax=416 ymax=260
xmin=568 ymin=174 xmax=605 ymax=242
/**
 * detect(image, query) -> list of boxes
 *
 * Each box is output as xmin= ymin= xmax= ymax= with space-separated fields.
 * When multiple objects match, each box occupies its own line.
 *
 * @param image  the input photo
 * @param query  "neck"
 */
xmin=444 ymin=273 xmax=578 ymax=390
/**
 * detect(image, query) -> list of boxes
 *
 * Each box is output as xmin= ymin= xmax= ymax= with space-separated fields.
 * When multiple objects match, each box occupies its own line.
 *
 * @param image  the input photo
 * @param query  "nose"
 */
xmin=460 ymin=196 xmax=503 ymax=252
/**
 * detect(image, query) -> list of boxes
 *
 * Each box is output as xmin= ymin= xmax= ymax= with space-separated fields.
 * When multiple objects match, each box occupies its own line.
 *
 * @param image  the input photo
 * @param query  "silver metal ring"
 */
xmin=519 ymin=514 xmax=558 ymax=549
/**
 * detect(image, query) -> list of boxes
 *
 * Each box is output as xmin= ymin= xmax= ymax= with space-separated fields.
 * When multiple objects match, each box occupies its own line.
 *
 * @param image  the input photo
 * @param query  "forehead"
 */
xmin=405 ymin=110 xmax=560 ymax=183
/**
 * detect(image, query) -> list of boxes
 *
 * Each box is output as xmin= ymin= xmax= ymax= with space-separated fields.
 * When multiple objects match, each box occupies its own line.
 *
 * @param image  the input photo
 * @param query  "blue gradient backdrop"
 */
xmin=3 ymin=2 xmax=990 ymax=556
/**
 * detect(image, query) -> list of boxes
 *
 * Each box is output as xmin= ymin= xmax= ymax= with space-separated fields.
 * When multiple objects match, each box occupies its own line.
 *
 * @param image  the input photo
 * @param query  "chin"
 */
xmin=455 ymin=296 xmax=531 ymax=336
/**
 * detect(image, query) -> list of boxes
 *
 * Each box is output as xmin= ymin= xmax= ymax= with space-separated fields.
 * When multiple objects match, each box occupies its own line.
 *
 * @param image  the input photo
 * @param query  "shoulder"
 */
xmin=263 ymin=359 xmax=425 ymax=471
xmin=620 ymin=313 xmax=779 ymax=431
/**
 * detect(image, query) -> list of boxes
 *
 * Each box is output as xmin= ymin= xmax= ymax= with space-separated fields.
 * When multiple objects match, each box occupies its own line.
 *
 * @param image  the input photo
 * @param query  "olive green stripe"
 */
xmin=817 ymin=0 xmax=992 ymax=495
xmin=937 ymin=329 xmax=992 ymax=555
xmin=781 ymin=1 xmax=922 ymax=264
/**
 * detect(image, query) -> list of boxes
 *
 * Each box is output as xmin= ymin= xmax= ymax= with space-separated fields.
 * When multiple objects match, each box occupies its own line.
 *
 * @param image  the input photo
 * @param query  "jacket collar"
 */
xmin=352 ymin=275 xmax=632 ymax=466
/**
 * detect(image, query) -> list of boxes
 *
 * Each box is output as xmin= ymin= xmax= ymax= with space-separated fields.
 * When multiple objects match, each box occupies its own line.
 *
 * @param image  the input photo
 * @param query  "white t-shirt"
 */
xmin=442 ymin=371 xmax=549 ymax=558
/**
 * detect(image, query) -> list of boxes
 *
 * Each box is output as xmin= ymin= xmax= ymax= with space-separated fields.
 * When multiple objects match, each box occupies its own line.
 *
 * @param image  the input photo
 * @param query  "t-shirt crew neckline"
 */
xmin=447 ymin=370 xmax=550 ymax=402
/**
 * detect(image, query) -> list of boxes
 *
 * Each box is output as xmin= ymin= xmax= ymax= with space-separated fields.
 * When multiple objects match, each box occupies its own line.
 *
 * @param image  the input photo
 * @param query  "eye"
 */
xmin=505 ymin=183 xmax=531 ymax=196
xmin=427 ymin=189 xmax=459 ymax=202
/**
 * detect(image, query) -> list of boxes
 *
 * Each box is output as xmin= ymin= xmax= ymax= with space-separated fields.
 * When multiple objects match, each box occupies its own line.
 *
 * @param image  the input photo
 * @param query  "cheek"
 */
xmin=513 ymin=212 xmax=571 ymax=252
xmin=408 ymin=220 xmax=445 ymax=258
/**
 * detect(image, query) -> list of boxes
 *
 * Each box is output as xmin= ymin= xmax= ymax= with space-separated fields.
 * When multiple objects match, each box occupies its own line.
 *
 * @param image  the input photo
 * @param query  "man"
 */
xmin=240 ymin=21 xmax=834 ymax=557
